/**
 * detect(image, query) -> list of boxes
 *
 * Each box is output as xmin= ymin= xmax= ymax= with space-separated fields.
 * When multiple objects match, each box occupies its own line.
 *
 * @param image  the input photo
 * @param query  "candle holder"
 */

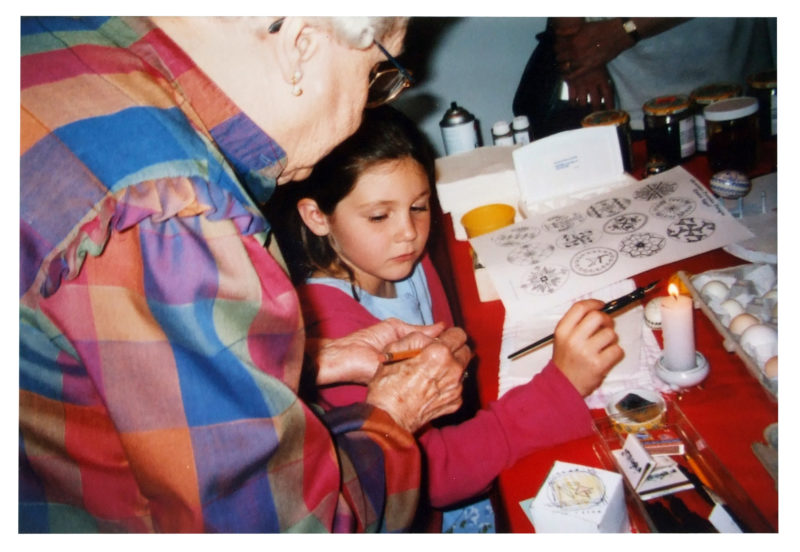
xmin=655 ymin=351 xmax=709 ymax=389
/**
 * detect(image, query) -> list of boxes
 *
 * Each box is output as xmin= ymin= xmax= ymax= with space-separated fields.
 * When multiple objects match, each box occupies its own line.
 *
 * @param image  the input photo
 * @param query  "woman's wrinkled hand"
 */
xmin=310 ymin=318 xmax=448 ymax=386
xmin=552 ymin=299 xmax=625 ymax=397
xmin=366 ymin=326 xmax=471 ymax=434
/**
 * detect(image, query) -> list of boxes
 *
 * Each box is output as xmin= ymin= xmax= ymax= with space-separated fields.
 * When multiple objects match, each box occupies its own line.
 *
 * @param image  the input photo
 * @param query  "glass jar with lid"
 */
xmin=690 ymin=83 xmax=742 ymax=152
xmin=704 ymin=96 xmax=760 ymax=174
xmin=643 ymin=95 xmax=696 ymax=169
xmin=581 ymin=110 xmax=633 ymax=173
xmin=747 ymin=70 xmax=777 ymax=140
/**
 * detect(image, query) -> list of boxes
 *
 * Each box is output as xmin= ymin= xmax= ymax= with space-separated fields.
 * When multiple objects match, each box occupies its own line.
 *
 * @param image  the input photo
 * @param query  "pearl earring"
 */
xmin=291 ymin=71 xmax=303 ymax=97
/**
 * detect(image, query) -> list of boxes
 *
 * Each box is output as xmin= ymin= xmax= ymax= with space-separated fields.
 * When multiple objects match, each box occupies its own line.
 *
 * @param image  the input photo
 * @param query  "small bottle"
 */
xmin=439 ymin=102 xmax=480 ymax=156
xmin=512 ymin=115 xmax=532 ymax=144
xmin=491 ymin=120 xmax=514 ymax=146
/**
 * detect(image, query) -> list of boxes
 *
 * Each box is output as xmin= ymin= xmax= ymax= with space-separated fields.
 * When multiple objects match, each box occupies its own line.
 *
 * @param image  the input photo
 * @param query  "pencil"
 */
xmin=381 ymin=349 xmax=423 ymax=363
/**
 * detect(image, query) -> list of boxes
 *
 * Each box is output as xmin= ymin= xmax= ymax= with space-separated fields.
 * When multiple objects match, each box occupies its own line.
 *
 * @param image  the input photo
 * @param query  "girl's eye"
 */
xmin=368 ymin=213 xmax=388 ymax=222
xmin=411 ymin=204 xmax=429 ymax=213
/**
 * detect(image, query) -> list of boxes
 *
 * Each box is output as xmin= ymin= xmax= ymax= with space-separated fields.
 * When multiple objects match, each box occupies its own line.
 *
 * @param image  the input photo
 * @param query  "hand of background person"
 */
xmin=564 ymin=66 xmax=615 ymax=109
xmin=551 ymin=17 xmax=690 ymax=108
xmin=551 ymin=299 xmax=624 ymax=397
xmin=366 ymin=326 xmax=472 ymax=434
xmin=311 ymin=318 xmax=449 ymax=386
xmin=553 ymin=19 xmax=632 ymax=82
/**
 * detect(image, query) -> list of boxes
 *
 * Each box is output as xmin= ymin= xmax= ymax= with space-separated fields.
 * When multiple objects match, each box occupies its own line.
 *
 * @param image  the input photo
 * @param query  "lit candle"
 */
xmin=660 ymin=283 xmax=696 ymax=371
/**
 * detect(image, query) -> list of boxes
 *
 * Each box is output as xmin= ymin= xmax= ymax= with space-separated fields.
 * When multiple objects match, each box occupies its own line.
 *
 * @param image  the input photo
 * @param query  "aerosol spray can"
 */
xmin=439 ymin=101 xmax=480 ymax=156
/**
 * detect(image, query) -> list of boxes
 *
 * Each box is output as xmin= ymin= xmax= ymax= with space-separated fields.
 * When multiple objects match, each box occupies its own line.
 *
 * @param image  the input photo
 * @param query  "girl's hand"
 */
xmin=552 ymin=299 xmax=624 ymax=396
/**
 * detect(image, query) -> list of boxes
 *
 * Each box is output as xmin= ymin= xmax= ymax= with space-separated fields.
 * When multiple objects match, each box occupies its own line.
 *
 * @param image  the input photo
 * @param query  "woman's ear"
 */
xmin=296 ymin=198 xmax=331 ymax=237
xmin=273 ymin=17 xmax=322 ymax=86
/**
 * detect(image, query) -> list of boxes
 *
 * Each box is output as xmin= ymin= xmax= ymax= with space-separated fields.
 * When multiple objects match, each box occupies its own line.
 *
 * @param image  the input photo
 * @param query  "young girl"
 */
xmin=270 ymin=106 xmax=622 ymax=522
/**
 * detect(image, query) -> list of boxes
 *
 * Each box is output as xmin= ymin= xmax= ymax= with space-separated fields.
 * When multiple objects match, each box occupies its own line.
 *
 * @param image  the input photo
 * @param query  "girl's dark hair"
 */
xmin=266 ymin=105 xmax=436 ymax=288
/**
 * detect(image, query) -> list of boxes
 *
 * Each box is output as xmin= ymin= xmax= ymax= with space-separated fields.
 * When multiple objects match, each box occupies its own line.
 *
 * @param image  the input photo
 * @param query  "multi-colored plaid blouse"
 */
xmin=20 ymin=16 xmax=421 ymax=533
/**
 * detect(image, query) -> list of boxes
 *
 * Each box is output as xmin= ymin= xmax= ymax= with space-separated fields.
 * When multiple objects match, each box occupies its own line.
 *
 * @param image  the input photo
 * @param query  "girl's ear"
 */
xmin=296 ymin=198 xmax=331 ymax=237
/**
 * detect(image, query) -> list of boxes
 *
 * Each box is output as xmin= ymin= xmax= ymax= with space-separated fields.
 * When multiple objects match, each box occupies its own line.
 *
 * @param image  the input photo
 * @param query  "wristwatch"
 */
xmin=622 ymin=19 xmax=641 ymax=44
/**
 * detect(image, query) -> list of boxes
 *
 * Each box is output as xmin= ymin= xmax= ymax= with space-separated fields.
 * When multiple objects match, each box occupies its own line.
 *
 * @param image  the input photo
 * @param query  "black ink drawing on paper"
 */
xmin=619 ymin=232 xmax=666 ymax=258
xmin=520 ymin=265 xmax=569 ymax=295
xmin=542 ymin=212 xmax=585 ymax=232
xmin=667 ymin=217 xmax=716 ymax=243
xmin=634 ymin=180 xmax=678 ymax=201
xmin=650 ymin=197 xmax=696 ymax=219
xmin=556 ymin=229 xmax=598 ymax=249
xmin=491 ymin=224 xmax=541 ymax=247
xmin=603 ymin=212 xmax=648 ymax=234
xmin=507 ymin=243 xmax=555 ymax=266
xmin=586 ymin=198 xmax=631 ymax=218
xmin=571 ymin=247 xmax=618 ymax=276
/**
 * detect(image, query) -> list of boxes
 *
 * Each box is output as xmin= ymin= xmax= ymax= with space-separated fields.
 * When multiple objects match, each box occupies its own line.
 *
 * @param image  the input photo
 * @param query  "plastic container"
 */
xmin=512 ymin=115 xmax=532 ymax=144
xmin=460 ymin=203 xmax=516 ymax=238
xmin=690 ymin=83 xmax=742 ymax=152
xmin=439 ymin=102 xmax=480 ymax=156
xmin=581 ymin=110 xmax=634 ymax=173
xmin=643 ymin=95 xmax=696 ymax=169
xmin=704 ymin=96 xmax=760 ymax=174
xmin=747 ymin=70 xmax=777 ymax=140
xmin=491 ymin=120 xmax=514 ymax=146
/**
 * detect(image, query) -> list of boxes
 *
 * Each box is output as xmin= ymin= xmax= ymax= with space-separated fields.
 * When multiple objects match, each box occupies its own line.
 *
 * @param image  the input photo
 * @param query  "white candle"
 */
xmin=660 ymin=284 xmax=696 ymax=371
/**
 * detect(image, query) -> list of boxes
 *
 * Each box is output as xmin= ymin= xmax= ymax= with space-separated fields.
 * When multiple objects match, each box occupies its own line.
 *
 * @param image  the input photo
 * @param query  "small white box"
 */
xmin=529 ymin=461 xmax=628 ymax=533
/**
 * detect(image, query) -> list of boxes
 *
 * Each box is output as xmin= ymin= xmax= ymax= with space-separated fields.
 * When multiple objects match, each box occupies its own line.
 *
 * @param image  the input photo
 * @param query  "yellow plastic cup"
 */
xmin=460 ymin=203 xmax=516 ymax=238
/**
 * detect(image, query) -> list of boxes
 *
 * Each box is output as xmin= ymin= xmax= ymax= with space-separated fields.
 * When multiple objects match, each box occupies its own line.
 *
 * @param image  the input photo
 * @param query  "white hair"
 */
xmin=307 ymin=16 xmax=409 ymax=49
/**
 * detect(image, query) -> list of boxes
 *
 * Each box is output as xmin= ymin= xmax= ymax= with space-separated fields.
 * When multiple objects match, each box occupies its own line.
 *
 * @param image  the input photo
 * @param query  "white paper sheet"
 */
xmin=469 ymin=166 xmax=755 ymax=318
xmin=498 ymin=278 xmax=670 ymax=409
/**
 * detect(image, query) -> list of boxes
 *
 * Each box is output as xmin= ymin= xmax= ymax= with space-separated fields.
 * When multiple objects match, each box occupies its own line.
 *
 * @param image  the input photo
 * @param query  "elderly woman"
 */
xmin=19 ymin=16 xmax=470 ymax=533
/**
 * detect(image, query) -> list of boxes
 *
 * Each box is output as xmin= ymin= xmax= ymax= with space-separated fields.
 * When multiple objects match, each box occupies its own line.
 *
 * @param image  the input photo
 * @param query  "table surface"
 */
xmin=432 ymin=139 xmax=778 ymax=532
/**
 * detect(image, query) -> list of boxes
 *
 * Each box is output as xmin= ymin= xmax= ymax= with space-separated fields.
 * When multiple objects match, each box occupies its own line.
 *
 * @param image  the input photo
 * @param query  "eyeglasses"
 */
xmin=268 ymin=17 xmax=414 ymax=109
xmin=367 ymin=40 xmax=414 ymax=108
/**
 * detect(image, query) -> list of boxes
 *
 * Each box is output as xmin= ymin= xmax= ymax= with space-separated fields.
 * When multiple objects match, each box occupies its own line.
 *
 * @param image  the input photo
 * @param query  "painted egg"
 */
xmin=710 ymin=170 xmax=751 ymax=199
xmin=719 ymin=299 xmax=745 ymax=319
xmin=764 ymin=356 xmax=778 ymax=379
xmin=729 ymin=313 xmax=759 ymax=335
xmin=701 ymin=280 xmax=729 ymax=303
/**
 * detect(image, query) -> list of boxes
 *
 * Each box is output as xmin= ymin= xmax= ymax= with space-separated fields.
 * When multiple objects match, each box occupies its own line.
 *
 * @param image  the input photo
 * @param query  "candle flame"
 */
xmin=668 ymin=283 xmax=679 ymax=300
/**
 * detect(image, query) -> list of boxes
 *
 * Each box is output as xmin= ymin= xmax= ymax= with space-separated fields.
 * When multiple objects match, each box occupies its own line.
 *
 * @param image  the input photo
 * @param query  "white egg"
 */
xmin=644 ymin=298 xmax=662 ymax=329
xmin=729 ymin=313 xmax=759 ymax=336
xmin=764 ymin=356 xmax=778 ymax=379
xmin=762 ymin=288 xmax=778 ymax=301
xmin=701 ymin=280 xmax=729 ymax=303
xmin=719 ymin=299 xmax=744 ymax=319
xmin=740 ymin=324 xmax=778 ymax=364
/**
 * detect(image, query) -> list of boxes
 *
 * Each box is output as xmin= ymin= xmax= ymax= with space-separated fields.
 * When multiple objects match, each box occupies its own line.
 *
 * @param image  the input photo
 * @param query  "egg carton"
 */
xmin=678 ymin=263 xmax=777 ymax=400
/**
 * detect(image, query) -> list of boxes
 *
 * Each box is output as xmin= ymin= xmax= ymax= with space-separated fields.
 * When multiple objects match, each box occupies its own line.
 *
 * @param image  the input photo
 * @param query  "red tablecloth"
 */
xmin=432 ymin=140 xmax=778 ymax=532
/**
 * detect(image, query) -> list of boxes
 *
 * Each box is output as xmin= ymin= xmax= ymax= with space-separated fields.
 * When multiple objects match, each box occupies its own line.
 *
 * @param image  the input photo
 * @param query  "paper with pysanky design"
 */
xmin=469 ymin=165 xmax=754 ymax=317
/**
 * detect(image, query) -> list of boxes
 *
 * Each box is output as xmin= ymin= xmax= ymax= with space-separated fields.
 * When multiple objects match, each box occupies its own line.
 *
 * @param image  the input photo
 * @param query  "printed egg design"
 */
xmin=710 ymin=170 xmax=751 ymax=199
